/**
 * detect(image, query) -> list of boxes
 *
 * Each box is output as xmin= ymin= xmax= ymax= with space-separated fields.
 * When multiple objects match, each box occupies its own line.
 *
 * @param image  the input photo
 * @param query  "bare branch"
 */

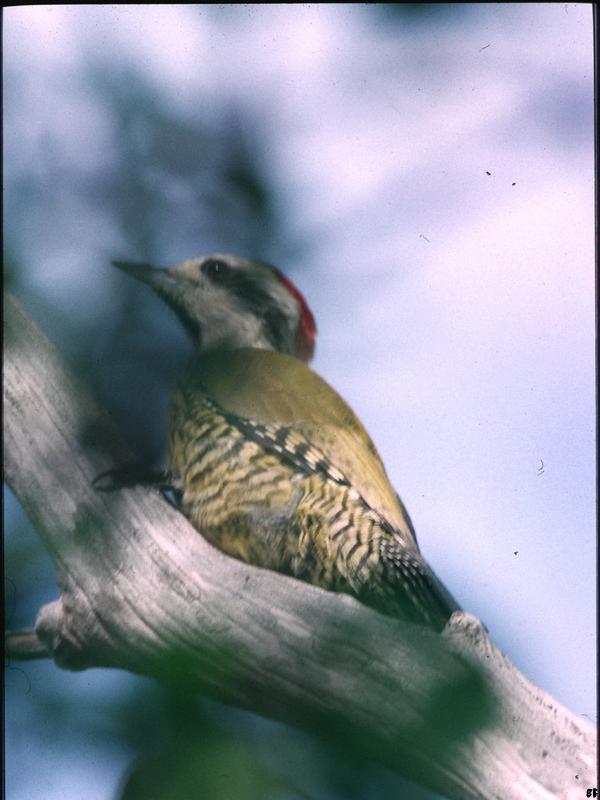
xmin=5 ymin=629 xmax=49 ymax=660
xmin=3 ymin=292 xmax=596 ymax=800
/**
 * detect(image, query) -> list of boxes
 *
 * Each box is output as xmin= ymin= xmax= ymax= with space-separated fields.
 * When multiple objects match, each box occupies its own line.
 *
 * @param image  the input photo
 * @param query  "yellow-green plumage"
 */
xmin=168 ymin=349 xmax=456 ymax=628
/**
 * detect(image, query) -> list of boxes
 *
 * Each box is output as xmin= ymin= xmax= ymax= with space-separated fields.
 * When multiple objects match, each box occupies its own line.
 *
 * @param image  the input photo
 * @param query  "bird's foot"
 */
xmin=92 ymin=464 xmax=179 ymax=493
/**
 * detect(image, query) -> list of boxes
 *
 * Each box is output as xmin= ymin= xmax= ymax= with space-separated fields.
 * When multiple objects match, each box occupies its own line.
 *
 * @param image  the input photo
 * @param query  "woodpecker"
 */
xmin=106 ymin=254 xmax=459 ymax=630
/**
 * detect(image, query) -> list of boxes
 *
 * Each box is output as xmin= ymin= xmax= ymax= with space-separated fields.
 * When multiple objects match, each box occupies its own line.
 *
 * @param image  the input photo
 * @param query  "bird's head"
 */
xmin=113 ymin=254 xmax=317 ymax=363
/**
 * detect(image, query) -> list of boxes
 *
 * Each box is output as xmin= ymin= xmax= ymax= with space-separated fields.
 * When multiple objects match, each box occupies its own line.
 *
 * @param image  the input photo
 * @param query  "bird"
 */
xmin=101 ymin=254 xmax=460 ymax=631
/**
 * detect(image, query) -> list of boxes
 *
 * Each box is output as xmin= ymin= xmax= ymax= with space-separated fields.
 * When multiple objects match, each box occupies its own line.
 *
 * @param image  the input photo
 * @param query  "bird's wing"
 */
xmin=182 ymin=348 xmax=417 ymax=549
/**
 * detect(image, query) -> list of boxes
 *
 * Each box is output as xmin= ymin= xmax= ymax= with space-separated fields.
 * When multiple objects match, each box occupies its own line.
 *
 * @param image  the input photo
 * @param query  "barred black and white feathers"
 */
xmin=167 ymin=349 xmax=459 ymax=631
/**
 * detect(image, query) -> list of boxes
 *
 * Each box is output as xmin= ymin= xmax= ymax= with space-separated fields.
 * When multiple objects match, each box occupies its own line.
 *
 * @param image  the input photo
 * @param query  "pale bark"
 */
xmin=4 ymin=292 xmax=596 ymax=800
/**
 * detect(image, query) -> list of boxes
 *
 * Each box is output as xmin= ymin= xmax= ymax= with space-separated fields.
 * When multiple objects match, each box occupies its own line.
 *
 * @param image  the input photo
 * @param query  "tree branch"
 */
xmin=3 ymin=292 xmax=596 ymax=800
xmin=5 ymin=628 xmax=50 ymax=660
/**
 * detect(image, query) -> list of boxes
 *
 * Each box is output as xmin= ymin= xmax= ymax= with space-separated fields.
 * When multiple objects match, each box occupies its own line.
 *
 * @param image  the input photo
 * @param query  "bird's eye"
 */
xmin=201 ymin=258 xmax=229 ymax=282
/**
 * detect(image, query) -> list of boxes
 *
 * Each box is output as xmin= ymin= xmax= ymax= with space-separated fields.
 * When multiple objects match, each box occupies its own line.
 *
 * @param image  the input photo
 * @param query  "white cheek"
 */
xmin=199 ymin=304 xmax=263 ymax=351
xmin=229 ymin=315 xmax=264 ymax=349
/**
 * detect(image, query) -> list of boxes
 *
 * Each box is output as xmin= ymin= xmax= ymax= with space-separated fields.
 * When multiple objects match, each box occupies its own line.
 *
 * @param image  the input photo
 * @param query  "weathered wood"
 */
xmin=4 ymin=292 xmax=596 ymax=800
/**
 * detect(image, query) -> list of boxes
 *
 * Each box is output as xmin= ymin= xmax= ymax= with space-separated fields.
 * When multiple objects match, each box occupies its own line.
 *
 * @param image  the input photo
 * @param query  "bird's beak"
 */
xmin=112 ymin=260 xmax=200 ymax=342
xmin=112 ymin=260 xmax=187 ymax=310
xmin=112 ymin=261 xmax=179 ymax=295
